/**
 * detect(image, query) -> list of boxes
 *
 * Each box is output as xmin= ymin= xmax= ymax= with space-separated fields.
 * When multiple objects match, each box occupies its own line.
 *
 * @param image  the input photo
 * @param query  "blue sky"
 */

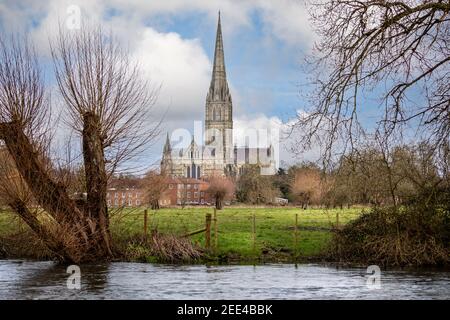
xmin=1 ymin=0 xmax=404 ymax=171
xmin=0 ymin=0 xmax=320 ymax=170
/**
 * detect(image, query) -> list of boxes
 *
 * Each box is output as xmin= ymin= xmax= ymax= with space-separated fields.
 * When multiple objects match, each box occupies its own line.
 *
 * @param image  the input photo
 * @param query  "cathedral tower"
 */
xmin=160 ymin=132 xmax=173 ymax=175
xmin=205 ymin=12 xmax=233 ymax=164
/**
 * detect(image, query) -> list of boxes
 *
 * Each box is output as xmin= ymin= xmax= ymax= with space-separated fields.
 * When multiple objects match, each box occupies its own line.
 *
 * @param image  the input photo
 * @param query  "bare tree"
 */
xmin=293 ymin=1 xmax=450 ymax=164
xmin=290 ymin=165 xmax=322 ymax=209
xmin=207 ymin=176 xmax=235 ymax=210
xmin=236 ymin=164 xmax=280 ymax=204
xmin=0 ymin=27 xmax=159 ymax=262
xmin=142 ymin=170 xmax=168 ymax=210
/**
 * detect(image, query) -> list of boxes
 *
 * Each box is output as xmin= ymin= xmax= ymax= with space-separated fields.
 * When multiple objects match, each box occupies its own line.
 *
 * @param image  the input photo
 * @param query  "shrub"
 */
xmin=332 ymin=198 xmax=450 ymax=266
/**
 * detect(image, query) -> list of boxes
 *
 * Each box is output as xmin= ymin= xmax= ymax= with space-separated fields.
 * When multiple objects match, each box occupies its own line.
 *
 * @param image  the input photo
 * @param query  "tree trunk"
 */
xmin=216 ymin=197 xmax=223 ymax=210
xmin=0 ymin=120 xmax=113 ymax=262
xmin=151 ymin=199 xmax=160 ymax=210
xmin=82 ymin=112 xmax=113 ymax=257
xmin=9 ymin=199 xmax=75 ymax=261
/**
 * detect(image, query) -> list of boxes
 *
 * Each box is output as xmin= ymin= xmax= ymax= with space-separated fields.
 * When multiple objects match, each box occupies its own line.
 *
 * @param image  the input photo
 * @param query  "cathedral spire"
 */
xmin=207 ymin=12 xmax=231 ymax=102
xmin=161 ymin=132 xmax=173 ymax=175
xmin=163 ymin=132 xmax=171 ymax=154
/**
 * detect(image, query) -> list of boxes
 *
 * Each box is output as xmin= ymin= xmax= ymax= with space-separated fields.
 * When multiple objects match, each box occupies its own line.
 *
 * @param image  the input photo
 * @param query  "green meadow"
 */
xmin=0 ymin=207 xmax=363 ymax=262
xmin=110 ymin=207 xmax=363 ymax=262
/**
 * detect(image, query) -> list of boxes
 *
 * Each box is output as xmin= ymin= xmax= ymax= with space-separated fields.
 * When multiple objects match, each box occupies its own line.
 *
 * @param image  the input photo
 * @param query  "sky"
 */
xmin=0 ymin=0 xmax=322 ymax=170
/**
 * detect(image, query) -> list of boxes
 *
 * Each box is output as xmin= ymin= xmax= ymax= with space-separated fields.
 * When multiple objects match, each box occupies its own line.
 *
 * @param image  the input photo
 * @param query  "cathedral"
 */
xmin=161 ymin=13 xmax=276 ymax=179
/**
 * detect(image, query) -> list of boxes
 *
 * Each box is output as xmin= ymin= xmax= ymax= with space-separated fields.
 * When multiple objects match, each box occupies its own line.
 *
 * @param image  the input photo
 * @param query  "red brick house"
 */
xmin=160 ymin=178 xmax=211 ymax=207
xmin=106 ymin=178 xmax=211 ymax=208
xmin=106 ymin=188 xmax=143 ymax=207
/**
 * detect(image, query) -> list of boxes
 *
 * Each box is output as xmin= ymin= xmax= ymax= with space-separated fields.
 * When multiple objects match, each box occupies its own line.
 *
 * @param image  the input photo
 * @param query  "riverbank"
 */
xmin=0 ymin=207 xmax=362 ymax=263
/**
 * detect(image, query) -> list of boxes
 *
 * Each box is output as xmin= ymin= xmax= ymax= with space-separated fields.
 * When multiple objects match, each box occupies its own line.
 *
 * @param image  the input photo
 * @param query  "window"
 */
xmin=191 ymin=164 xmax=197 ymax=178
xmin=107 ymin=200 xmax=111 ymax=206
xmin=211 ymin=148 xmax=216 ymax=157
xmin=169 ymin=184 xmax=173 ymax=189
xmin=214 ymin=108 xmax=221 ymax=121
xmin=136 ymin=200 xmax=140 ymax=206
xmin=201 ymin=199 xmax=204 ymax=204
xmin=194 ymin=192 xmax=198 ymax=198
xmin=187 ymin=192 xmax=191 ymax=198
xmin=201 ymin=192 xmax=204 ymax=196
xmin=122 ymin=192 xmax=125 ymax=198
xmin=114 ymin=192 xmax=118 ymax=198
xmin=114 ymin=199 xmax=118 ymax=206
xmin=128 ymin=199 xmax=132 ymax=206
xmin=187 ymin=184 xmax=191 ymax=189
xmin=194 ymin=184 xmax=198 ymax=190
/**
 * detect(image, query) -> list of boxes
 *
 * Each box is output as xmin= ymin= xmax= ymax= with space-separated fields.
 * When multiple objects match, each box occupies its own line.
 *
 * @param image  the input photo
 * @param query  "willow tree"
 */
xmin=294 ymin=1 xmax=450 ymax=163
xmin=0 ymin=28 xmax=158 ymax=263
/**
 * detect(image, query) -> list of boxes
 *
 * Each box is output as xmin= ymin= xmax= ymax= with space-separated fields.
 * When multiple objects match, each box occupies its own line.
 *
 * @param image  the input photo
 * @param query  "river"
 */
xmin=0 ymin=260 xmax=448 ymax=299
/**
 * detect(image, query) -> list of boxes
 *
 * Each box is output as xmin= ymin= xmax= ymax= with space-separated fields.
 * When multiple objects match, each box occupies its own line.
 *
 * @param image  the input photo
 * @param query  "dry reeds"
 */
xmin=149 ymin=231 xmax=204 ymax=263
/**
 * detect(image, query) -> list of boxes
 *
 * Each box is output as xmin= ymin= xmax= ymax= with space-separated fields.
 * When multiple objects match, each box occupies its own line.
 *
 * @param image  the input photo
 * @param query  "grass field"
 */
xmin=0 ymin=207 xmax=363 ymax=262
xmin=110 ymin=207 xmax=363 ymax=262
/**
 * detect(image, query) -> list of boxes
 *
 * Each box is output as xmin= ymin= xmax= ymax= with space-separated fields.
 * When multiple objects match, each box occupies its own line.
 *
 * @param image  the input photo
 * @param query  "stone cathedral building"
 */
xmin=161 ymin=13 xmax=276 ymax=179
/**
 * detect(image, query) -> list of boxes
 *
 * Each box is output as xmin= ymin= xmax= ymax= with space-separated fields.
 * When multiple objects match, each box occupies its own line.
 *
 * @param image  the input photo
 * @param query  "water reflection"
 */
xmin=0 ymin=260 xmax=448 ymax=299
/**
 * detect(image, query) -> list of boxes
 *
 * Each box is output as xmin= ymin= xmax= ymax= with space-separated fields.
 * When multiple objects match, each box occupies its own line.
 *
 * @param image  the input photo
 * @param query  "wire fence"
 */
xmin=111 ymin=207 xmax=362 ymax=259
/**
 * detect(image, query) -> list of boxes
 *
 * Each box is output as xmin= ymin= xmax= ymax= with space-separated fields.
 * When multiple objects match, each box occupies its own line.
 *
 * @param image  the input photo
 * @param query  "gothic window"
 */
xmin=197 ymin=166 xmax=201 ymax=178
xmin=211 ymin=148 xmax=216 ymax=157
xmin=214 ymin=108 xmax=221 ymax=121
xmin=186 ymin=166 xmax=190 ymax=178
xmin=192 ymin=164 xmax=196 ymax=179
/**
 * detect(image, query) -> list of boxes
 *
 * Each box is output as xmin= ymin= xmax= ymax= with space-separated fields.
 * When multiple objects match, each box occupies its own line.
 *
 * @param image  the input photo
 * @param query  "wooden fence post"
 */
xmin=143 ymin=209 xmax=148 ymax=242
xmin=294 ymin=213 xmax=298 ymax=259
xmin=213 ymin=208 xmax=218 ymax=251
xmin=205 ymin=213 xmax=212 ymax=249
xmin=336 ymin=210 xmax=340 ymax=229
xmin=252 ymin=212 xmax=256 ymax=254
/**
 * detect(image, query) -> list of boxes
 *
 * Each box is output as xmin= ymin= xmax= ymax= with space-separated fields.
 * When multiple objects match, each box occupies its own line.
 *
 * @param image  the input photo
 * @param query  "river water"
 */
xmin=0 ymin=260 xmax=448 ymax=299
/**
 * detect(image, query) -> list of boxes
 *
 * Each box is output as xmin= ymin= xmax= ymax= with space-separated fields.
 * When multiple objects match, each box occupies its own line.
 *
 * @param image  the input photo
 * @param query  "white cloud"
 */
xmin=257 ymin=0 xmax=316 ymax=46
xmin=234 ymin=113 xmax=320 ymax=166
xmin=134 ymin=28 xmax=211 ymax=121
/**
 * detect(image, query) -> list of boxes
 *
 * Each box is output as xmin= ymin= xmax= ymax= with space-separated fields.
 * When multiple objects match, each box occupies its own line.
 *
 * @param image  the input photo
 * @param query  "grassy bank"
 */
xmin=0 ymin=207 xmax=362 ymax=263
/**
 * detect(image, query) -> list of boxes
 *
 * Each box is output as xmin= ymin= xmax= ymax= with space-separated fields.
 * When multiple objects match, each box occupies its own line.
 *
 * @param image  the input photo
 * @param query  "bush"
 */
xmin=332 ymin=199 xmax=450 ymax=266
